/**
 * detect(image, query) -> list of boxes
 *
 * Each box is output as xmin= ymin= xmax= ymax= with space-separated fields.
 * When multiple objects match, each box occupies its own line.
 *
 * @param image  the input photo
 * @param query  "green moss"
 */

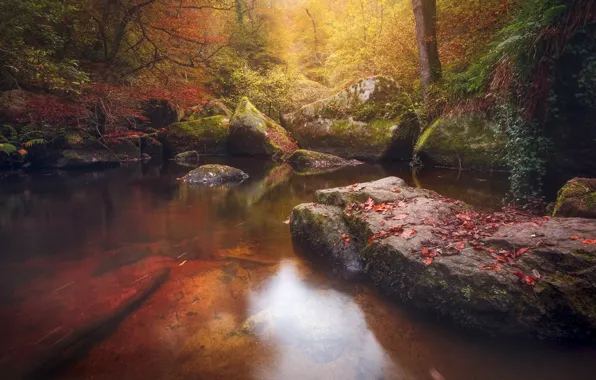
xmin=414 ymin=114 xmax=506 ymax=169
xmin=552 ymin=178 xmax=596 ymax=217
xmin=415 ymin=118 xmax=442 ymax=152
xmin=170 ymin=116 xmax=230 ymax=141
xmin=0 ymin=143 xmax=17 ymax=155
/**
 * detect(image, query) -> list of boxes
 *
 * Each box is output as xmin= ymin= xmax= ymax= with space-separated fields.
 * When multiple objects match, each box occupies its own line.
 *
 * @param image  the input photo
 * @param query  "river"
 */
xmin=0 ymin=158 xmax=594 ymax=380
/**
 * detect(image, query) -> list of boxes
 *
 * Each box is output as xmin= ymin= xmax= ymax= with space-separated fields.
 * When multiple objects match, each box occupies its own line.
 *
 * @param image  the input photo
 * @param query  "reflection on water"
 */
xmin=0 ymin=158 xmax=594 ymax=380
xmin=247 ymin=261 xmax=399 ymax=380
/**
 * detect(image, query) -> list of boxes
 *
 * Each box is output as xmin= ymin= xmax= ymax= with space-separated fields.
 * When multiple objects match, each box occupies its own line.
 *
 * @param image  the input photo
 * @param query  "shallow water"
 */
xmin=0 ymin=158 xmax=594 ymax=380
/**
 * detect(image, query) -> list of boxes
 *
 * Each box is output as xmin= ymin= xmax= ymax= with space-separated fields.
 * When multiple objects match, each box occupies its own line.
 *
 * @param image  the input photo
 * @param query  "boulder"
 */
xmin=106 ymin=136 xmax=141 ymax=161
xmin=143 ymin=99 xmax=184 ymax=130
xmin=287 ymin=149 xmax=362 ymax=173
xmin=179 ymin=164 xmax=248 ymax=187
xmin=189 ymin=100 xmax=232 ymax=118
xmin=290 ymin=177 xmax=596 ymax=341
xmin=174 ymin=151 xmax=200 ymax=162
xmin=414 ymin=114 xmax=507 ymax=170
xmin=160 ymin=116 xmax=230 ymax=155
xmin=552 ymin=178 xmax=596 ymax=218
xmin=286 ymin=76 xmax=419 ymax=161
xmin=140 ymin=135 xmax=163 ymax=162
xmin=228 ymin=98 xmax=298 ymax=159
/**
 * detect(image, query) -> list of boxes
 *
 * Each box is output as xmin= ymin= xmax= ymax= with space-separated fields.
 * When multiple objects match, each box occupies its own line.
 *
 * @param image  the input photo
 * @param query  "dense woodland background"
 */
xmin=0 ymin=0 xmax=595 ymax=203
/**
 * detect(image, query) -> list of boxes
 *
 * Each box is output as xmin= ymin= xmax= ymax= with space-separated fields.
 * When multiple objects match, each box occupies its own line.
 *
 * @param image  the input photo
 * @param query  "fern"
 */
xmin=0 ymin=143 xmax=17 ymax=155
xmin=23 ymin=138 xmax=47 ymax=148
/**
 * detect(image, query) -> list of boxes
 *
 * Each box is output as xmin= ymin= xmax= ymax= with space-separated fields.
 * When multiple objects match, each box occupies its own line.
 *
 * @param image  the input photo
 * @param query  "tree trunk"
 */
xmin=412 ymin=0 xmax=441 ymax=93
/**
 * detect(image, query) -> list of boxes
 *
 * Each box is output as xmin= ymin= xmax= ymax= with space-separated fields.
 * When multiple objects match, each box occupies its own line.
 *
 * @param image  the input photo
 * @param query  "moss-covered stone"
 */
xmin=140 ymin=135 xmax=163 ymax=161
xmin=55 ymin=149 xmax=120 ymax=169
xmin=287 ymin=149 xmax=361 ymax=173
xmin=106 ymin=136 xmax=142 ymax=161
xmin=286 ymin=76 xmax=418 ymax=161
xmin=552 ymin=178 xmax=596 ymax=218
xmin=180 ymin=164 xmax=249 ymax=187
xmin=174 ymin=151 xmax=200 ymax=162
xmin=291 ymin=177 xmax=596 ymax=341
xmin=161 ymin=116 xmax=230 ymax=155
xmin=228 ymin=98 xmax=298 ymax=159
xmin=414 ymin=113 xmax=507 ymax=170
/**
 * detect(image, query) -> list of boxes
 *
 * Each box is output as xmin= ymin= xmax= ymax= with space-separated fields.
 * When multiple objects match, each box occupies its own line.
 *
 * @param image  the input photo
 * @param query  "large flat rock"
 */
xmin=290 ymin=177 xmax=596 ymax=341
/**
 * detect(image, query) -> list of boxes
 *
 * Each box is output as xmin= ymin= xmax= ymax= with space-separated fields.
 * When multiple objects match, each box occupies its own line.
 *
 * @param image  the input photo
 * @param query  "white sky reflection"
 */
xmin=247 ymin=261 xmax=413 ymax=380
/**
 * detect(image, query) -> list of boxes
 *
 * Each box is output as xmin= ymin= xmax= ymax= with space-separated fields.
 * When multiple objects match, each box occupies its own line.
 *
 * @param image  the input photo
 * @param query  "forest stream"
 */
xmin=1 ymin=159 xmax=595 ymax=380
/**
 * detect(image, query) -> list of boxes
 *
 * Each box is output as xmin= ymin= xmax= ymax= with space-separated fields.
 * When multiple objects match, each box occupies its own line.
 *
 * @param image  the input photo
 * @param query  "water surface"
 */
xmin=0 ymin=158 xmax=594 ymax=380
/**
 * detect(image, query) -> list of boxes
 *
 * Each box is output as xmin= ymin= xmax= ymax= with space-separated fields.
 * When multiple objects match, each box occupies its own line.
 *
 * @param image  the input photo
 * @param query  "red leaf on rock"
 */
xmin=423 ymin=257 xmax=434 ymax=266
xmin=363 ymin=198 xmax=375 ymax=211
xmin=455 ymin=241 xmax=466 ymax=251
xmin=569 ymin=235 xmax=580 ymax=240
xmin=480 ymin=263 xmax=502 ymax=272
xmin=391 ymin=189 xmax=401 ymax=193
xmin=342 ymin=233 xmax=351 ymax=243
xmin=583 ymin=239 xmax=596 ymax=245
xmin=401 ymin=229 xmax=417 ymax=239
xmin=516 ymin=247 xmax=529 ymax=257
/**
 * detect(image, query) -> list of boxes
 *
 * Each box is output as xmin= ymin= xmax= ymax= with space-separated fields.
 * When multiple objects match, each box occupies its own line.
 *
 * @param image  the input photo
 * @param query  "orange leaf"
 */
xmin=516 ymin=247 xmax=529 ymax=257
xmin=583 ymin=239 xmax=596 ymax=245
xmin=570 ymin=235 xmax=581 ymax=240
xmin=423 ymin=257 xmax=434 ymax=266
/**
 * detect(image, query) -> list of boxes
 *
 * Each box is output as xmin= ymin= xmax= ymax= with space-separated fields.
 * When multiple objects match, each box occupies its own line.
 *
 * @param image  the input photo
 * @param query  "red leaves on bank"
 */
xmin=513 ymin=270 xmax=541 ymax=287
xmin=421 ymin=247 xmax=437 ymax=266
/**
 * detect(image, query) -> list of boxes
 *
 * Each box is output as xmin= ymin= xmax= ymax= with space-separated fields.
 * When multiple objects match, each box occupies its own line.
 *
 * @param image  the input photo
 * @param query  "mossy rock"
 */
xmin=106 ymin=136 xmax=141 ymax=161
xmin=161 ymin=116 xmax=230 ymax=155
xmin=291 ymin=177 xmax=596 ymax=341
xmin=414 ymin=113 xmax=506 ymax=170
xmin=180 ymin=164 xmax=249 ymax=187
xmin=189 ymin=100 xmax=232 ymax=119
xmin=55 ymin=149 xmax=120 ymax=169
xmin=286 ymin=76 xmax=418 ymax=161
xmin=174 ymin=151 xmax=200 ymax=162
xmin=228 ymin=98 xmax=298 ymax=159
xmin=287 ymin=149 xmax=362 ymax=173
xmin=140 ymin=135 xmax=163 ymax=162
xmin=552 ymin=178 xmax=596 ymax=218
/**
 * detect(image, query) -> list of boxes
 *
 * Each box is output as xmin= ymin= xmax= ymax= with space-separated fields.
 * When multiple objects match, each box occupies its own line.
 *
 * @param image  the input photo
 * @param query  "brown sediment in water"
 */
xmin=0 ymin=160 xmax=595 ymax=380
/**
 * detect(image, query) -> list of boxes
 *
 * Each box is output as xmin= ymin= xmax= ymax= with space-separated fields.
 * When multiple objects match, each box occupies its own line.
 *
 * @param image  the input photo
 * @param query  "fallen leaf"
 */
xmin=583 ymin=239 xmax=596 ymax=245
xmin=455 ymin=241 xmax=466 ymax=251
xmin=516 ymin=247 xmax=529 ymax=257
xmin=423 ymin=257 xmax=434 ymax=266
xmin=401 ymin=229 xmax=417 ymax=239
xmin=569 ymin=235 xmax=581 ymax=240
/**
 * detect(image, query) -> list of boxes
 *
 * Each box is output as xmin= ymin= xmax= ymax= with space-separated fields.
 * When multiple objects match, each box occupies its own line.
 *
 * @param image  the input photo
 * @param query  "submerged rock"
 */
xmin=180 ymin=164 xmax=248 ymax=187
xmin=287 ymin=149 xmax=362 ymax=173
xmin=414 ymin=113 xmax=506 ymax=170
xmin=160 ymin=116 xmax=230 ymax=155
xmin=552 ymin=178 xmax=596 ymax=218
xmin=286 ymin=76 xmax=419 ymax=161
xmin=228 ymin=98 xmax=298 ymax=159
xmin=290 ymin=177 xmax=596 ymax=341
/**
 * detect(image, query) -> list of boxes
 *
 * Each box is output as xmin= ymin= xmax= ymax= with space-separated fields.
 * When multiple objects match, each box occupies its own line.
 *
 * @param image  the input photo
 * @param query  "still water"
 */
xmin=0 ymin=158 xmax=594 ymax=380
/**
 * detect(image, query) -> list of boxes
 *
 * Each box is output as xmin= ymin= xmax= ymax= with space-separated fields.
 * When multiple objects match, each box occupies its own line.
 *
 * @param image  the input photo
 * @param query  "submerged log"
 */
xmin=23 ymin=268 xmax=170 ymax=380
